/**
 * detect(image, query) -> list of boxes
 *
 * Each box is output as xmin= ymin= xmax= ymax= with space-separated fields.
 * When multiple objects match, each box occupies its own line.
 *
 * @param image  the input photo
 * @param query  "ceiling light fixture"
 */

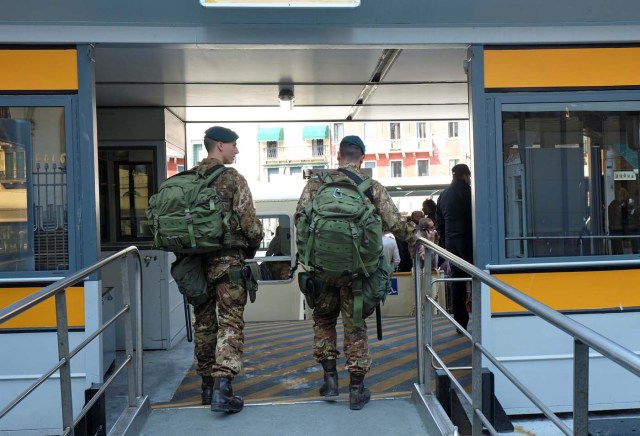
xmin=278 ymin=89 xmax=295 ymax=111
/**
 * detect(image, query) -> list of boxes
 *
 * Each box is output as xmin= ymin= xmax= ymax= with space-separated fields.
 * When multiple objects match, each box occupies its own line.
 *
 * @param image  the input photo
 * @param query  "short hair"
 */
xmin=339 ymin=142 xmax=364 ymax=162
xmin=204 ymin=136 xmax=217 ymax=153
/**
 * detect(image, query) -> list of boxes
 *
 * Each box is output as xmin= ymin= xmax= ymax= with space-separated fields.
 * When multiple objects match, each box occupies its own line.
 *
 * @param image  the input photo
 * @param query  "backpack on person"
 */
xmin=296 ymin=169 xmax=388 ymax=327
xmin=146 ymin=164 xmax=229 ymax=253
xmin=296 ymin=169 xmax=383 ymax=278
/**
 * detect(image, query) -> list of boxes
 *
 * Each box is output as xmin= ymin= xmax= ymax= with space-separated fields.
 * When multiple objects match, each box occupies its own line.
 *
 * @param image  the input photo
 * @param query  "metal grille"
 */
xmin=33 ymin=159 xmax=68 ymax=270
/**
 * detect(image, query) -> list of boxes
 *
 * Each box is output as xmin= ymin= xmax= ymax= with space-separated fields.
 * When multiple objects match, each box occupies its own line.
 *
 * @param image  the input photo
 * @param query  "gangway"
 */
xmin=3 ymin=242 xmax=640 ymax=435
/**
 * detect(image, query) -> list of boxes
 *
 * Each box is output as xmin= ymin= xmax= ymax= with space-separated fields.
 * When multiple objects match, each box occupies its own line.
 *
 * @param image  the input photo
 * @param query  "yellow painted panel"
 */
xmin=0 ymin=49 xmax=78 ymax=91
xmin=485 ymin=48 xmax=640 ymax=89
xmin=0 ymin=286 xmax=84 ymax=329
xmin=491 ymin=270 xmax=640 ymax=314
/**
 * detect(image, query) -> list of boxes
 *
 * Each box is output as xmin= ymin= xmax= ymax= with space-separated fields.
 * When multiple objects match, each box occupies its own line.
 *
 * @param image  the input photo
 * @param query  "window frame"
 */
xmin=492 ymin=91 xmax=640 ymax=264
xmin=417 ymin=159 xmax=430 ymax=177
xmin=0 ymin=95 xmax=77 ymax=278
xmin=390 ymin=160 xmax=403 ymax=178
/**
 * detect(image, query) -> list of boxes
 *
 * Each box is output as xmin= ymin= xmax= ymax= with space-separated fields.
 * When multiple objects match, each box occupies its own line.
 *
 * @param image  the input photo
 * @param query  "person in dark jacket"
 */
xmin=436 ymin=163 xmax=473 ymax=331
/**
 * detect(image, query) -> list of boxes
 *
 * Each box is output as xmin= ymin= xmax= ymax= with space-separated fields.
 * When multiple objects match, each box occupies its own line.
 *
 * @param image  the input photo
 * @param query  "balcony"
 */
xmin=264 ymin=144 xmax=329 ymax=164
xmin=363 ymin=138 xmax=433 ymax=154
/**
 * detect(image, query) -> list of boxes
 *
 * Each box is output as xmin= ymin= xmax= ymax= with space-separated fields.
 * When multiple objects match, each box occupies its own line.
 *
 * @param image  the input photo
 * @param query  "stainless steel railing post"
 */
xmin=424 ymin=253 xmax=434 ymax=395
xmin=471 ymin=275 xmax=483 ymax=436
xmin=54 ymin=290 xmax=74 ymax=435
xmin=415 ymin=246 xmax=425 ymax=389
xmin=574 ymin=339 xmax=590 ymax=435
xmin=135 ymin=254 xmax=144 ymax=398
xmin=121 ymin=256 xmax=136 ymax=407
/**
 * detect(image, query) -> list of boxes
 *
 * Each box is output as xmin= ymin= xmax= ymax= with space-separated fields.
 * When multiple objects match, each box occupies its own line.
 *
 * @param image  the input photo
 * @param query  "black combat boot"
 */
xmin=211 ymin=377 xmax=244 ymax=413
xmin=201 ymin=376 xmax=213 ymax=405
xmin=319 ymin=359 xmax=339 ymax=398
xmin=349 ymin=373 xmax=371 ymax=410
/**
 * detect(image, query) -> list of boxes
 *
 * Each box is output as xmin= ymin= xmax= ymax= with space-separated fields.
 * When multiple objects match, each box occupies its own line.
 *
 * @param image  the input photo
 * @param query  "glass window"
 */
xmin=501 ymin=102 xmax=640 ymax=259
xmin=391 ymin=161 xmax=402 ymax=178
xmin=266 ymin=141 xmax=278 ymax=159
xmin=333 ymin=123 xmax=344 ymax=143
xmin=267 ymin=167 xmax=279 ymax=182
xmin=417 ymin=122 xmax=429 ymax=149
xmin=364 ymin=161 xmax=376 ymax=169
xmin=311 ymin=139 xmax=324 ymax=157
xmin=99 ymin=148 xmax=155 ymax=245
xmin=448 ymin=121 xmax=459 ymax=138
xmin=364 ymin=123 xmax=376 ymax=140
xmin=290 ymin=166 xmax=302 ymax=177
xmin=193 ymin=143 xmax=204 ymax=164
xmin=0 ymin=106 xmax=68 ymax=272
xmin=253 ymin=213 xmax=293 ymax=282
xmin=417 ymin=159 xmax=430 ymax=177
xmin=390 ymin=122 xmax=401 ymax=150
xmin=449 ymin=159 xmax=460 ymax=171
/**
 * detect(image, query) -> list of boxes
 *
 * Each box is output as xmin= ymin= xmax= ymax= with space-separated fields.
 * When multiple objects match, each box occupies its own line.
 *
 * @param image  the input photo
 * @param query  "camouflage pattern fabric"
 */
xmin=296 ymin=163 xmax=415 ymax=243
xmin=312 ymin=279 xmax=376 ymax=375
xmin=296 ymin=163 xmax=415 ymax=375
xmin=192 ymin=158 xmax=264 ymax=256
xmin=191 ymin=157 xmax=264 ymax=379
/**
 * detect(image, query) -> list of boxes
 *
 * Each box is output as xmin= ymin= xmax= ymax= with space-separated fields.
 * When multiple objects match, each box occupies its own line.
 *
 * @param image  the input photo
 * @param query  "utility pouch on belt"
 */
xmin=228 ymin=262 xmax=259 ymax=303
xmin=353 ymin=256 xmax=394 ymax=327
xmin=170 ymin=255 xmax=209 ymax=306
xmin=297 ymin=272 xmax=316 ymax=309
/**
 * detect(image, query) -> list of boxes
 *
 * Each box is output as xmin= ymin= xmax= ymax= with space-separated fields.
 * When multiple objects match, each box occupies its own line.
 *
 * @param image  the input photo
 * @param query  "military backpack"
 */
xmin=296 ymin=169 xmax=383 ymax=278
xmin=146 ymin=165 xmax=230 ymax=253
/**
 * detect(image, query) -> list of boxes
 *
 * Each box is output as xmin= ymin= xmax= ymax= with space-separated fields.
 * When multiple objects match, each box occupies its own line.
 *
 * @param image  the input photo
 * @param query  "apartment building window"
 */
xmin=417 ymin=159 xmax=430 ymax=177
xmin=449 ymin=159 xmax=460 ymax=172
xmin=448 ymin=121 xmax=459 ymax=138
xmin=390 ymin=122 xmax=401 ymax=149
xmin=417 ymin=122 xmax=429 ymax=148
xmin=193 ymin=143 xmax=204 ymax=164
xmin=364 ymin=122 xmax=376 ymax=140
xmin=290 ymin=166 xmax=302 ymax=177
xmin=312 ymin=139 xmax=324 ymax=157
xmin=333 ymin=123 xmax=344 ymax=142
xmin=391 ymin=161 xmax=403 ymax=178
xmin=267 ymin=167 xmax=279 ymax=182
xmin=364 ymin=161 xmax=376 ymax=170
xmin=266 ymin=141 xmax=278 ymax=159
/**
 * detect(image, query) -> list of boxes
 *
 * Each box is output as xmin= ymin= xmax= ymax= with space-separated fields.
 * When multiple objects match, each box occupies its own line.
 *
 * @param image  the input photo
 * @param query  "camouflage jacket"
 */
xmin=295 ymin=163 xmax=415 ymax=243
xmin=192 ymin=158 xmax=264 ymax=264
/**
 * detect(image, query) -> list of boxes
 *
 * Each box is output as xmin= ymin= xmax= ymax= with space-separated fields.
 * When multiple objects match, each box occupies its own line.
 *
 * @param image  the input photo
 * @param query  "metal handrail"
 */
xmin=0 ymin=246 xmax=144 ymax=436
xmin=414 ymin=236 xmax=640 ymax=436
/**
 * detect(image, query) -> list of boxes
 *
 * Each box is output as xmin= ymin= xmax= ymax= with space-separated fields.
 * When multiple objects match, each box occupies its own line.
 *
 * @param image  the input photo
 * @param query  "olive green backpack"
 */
xmin=296 ymin=169 xmax=383 ymax=278
xmin=296 ymin=169 xmax=387 ymax=326
xmin=146 ymin=165 xmax=229 ymax=253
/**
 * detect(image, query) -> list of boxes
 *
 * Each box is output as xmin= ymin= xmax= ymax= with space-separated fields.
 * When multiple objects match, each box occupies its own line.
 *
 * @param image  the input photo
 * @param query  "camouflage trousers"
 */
xmin=194 ymin=259 xmax=248 ymax=379
xmin=312 ymin=283 xmax=374 ymax=376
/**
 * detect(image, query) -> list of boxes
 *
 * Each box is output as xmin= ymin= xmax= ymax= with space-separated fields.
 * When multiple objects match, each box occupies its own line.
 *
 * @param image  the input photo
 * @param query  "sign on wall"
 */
xmin=201 ymin=0 xmax=359 ymax=7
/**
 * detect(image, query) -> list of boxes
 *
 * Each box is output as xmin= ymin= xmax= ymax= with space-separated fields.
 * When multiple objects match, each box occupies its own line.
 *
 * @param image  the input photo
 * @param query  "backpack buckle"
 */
xmin=332 ymin=188 xmax=343 ymax=199
xmin=184 ymin=211 xmax=193 ymax=223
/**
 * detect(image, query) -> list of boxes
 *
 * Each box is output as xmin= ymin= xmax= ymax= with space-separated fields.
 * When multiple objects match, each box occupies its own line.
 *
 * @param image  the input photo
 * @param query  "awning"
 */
xmin=257 ymin=127 xmax=284 ymax=142
xmin=303 ymin=125 xmax=329 ymax=140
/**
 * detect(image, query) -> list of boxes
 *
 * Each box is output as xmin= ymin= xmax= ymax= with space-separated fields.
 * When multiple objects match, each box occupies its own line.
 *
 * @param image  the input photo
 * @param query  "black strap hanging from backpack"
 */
xmin=337 ymin=168 xmax=375 ymax=203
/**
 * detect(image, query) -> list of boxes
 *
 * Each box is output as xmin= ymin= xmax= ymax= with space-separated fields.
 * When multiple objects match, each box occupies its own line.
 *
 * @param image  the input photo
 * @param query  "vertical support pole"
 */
xmin=415 ymin=242 xmax=425 ymax=389
xmin=471 ymin=276 xmax=483 ymax=436
xmin=574 ymin=340 xmax=589 ymax=436
xmin=55 ymin=290 xmax=74 ymax=435
xmin=424 ymin=250 xmax=434 ymax=394
xmin=135 ymin=254 xmax=144 ymax=397
xmin=121 ymin=257 xmax=136 ymax=407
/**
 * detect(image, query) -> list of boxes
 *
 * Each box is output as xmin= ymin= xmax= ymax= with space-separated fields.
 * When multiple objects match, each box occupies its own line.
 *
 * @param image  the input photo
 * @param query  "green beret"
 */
xmin=205 ymin=126 xmax=239 ymax=143
xmin=340 ymin=135 xmax=366 ymax=153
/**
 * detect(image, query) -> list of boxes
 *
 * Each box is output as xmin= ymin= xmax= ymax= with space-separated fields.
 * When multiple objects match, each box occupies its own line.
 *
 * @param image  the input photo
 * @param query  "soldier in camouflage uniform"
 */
xmin=295 ymin=135 xmax=414 ymax=410
xmin=192 ymin=126 xmax=264 ymax=414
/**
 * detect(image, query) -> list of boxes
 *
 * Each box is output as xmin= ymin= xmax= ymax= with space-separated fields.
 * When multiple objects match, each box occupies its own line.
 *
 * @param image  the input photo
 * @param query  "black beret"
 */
xmin=340 ymin=135 xmax=366 ymax=153
xmin=205 ymin=126 xmax=239 ymax=143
